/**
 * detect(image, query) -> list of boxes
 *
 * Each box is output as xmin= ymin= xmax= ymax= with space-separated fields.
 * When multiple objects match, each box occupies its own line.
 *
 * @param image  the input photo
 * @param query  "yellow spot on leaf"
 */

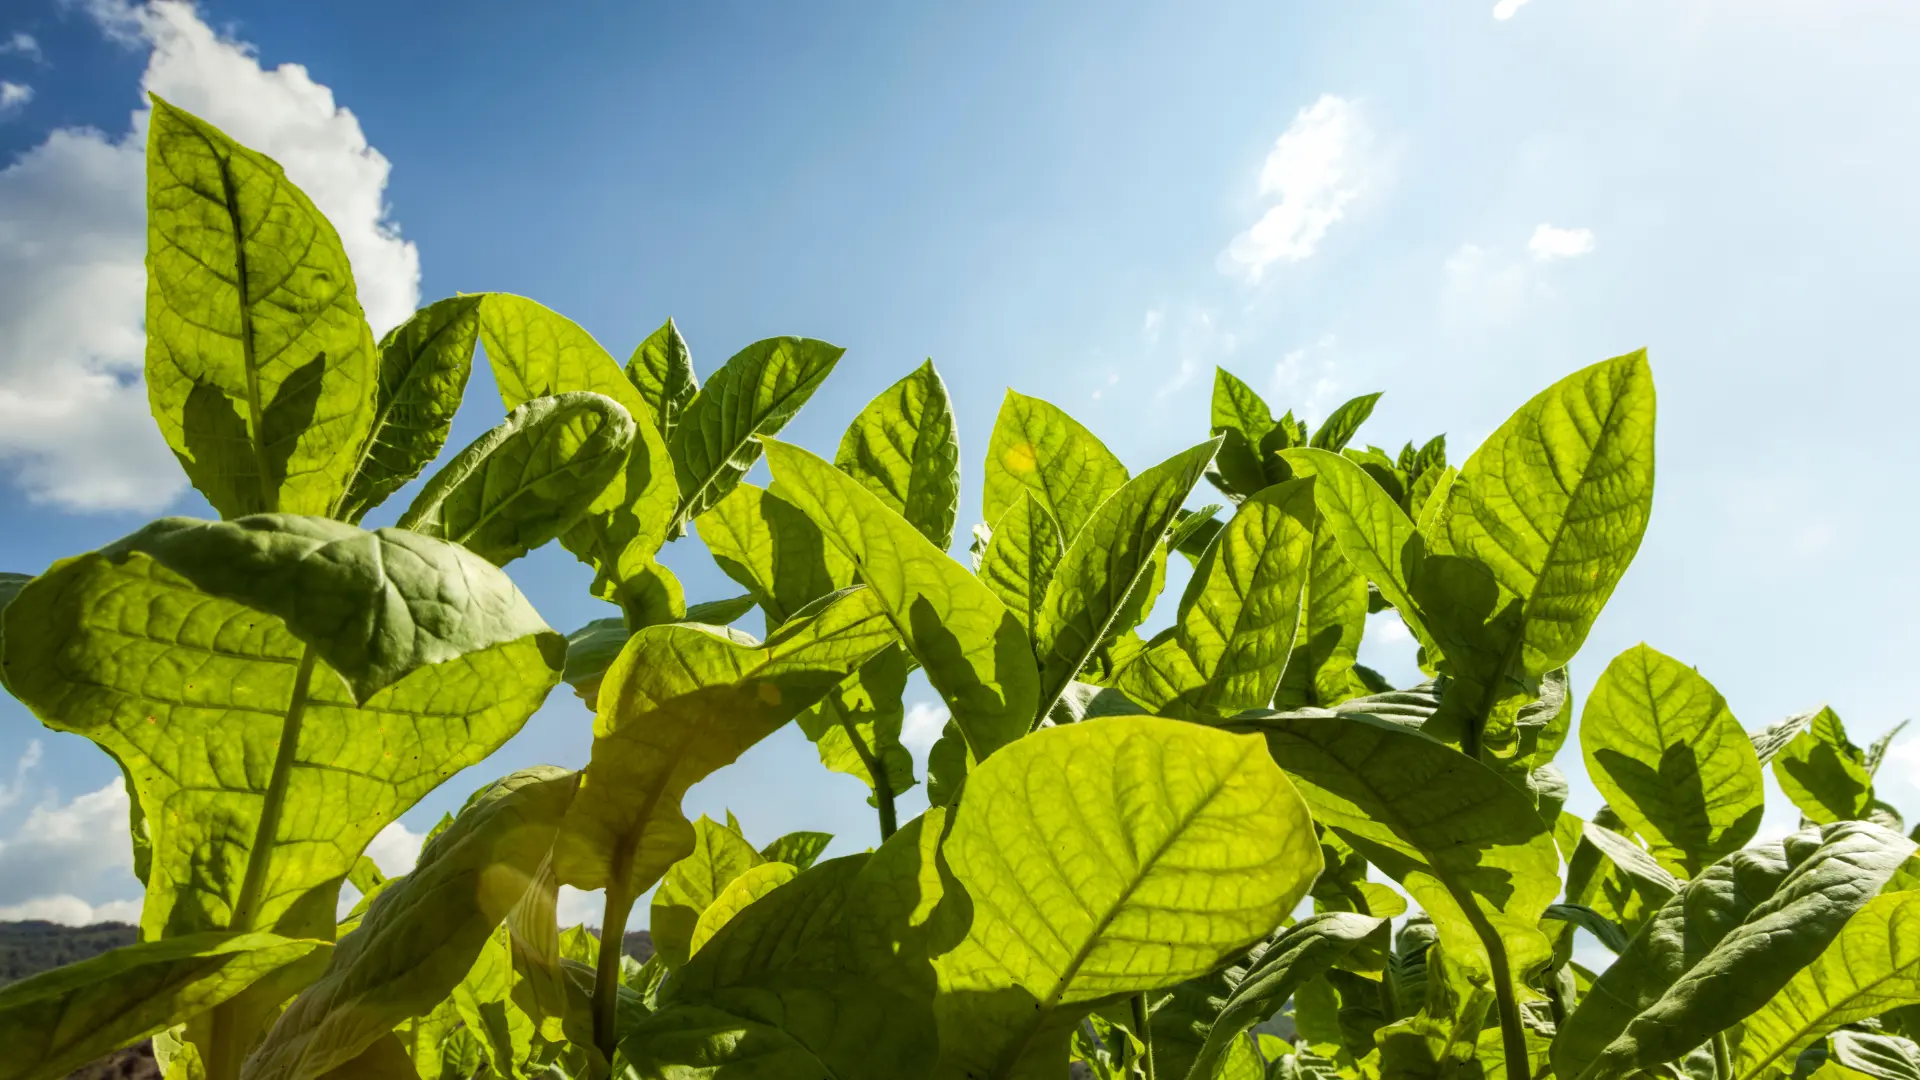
xmin=757 ymin=684 xmax=782 ymax=707
xmin=1002 ymin=442 xmax=1038 ymax=474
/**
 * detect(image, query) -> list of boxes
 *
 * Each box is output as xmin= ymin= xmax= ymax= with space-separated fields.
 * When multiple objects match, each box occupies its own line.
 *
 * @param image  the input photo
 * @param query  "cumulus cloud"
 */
xmin=1224 ymin=95 xmax=1371 ymax=279
xmin=901 ymin=701 xmax=950 ymax=761
xmin=0 ymin=80 xmax=30 ymax=114
xmin=0 ymin=895 xmax=143 ymax=925
xmin=0 ymin=777 xmax=141 ymax=911
xmin=558 ymin=885 xmax=605 ymax=929
xmin=1492 ymin=0 xmax=1533 ymax=20
xmin=1529 ymin=223 xmax=1596 ymax=260
xmin=0 ymin=0 xmax=419 ymax=511
xmin=364 ymin=819 xmax=426 ymax=877
xmin=0 ymin=32 xmax=43 ymax=62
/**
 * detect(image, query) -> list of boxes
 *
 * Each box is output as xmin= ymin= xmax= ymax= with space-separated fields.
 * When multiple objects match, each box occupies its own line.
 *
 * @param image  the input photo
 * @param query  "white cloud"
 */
xmin=1880 ymin=732 xmax=1920 ymax=792
xmin=901 ymin=701 xmax=950 ymax=761
xmin=0 ymin=33 xmax=43 ymax=62
xmin=1091 ymin=371 xmax=1119 ymax=400
xmin=1224 ymin=95 xmax=1370 ymax=279
xmin=0 ymin=739 xmax=43 ymax=811
xmin=1492 ymin=0 xmax=1533 ymax=20
xmin=1269 ymin=333 xmax=1341 ymax=420
xmin=1142 ymin=308 xmax=1164 ymax=346
xmin=0 ymin=0 xmax=420 ymax=511
xmin=364 ymin=820 xmax=426 ymax=877
xmin=0 ymin=777 xmax=140 ymax=908
xmin=558 ymin=885 xmax=605 ymax=928
xmin=1529 ymin=223 xmax=1596 ymax=261
xmin=0 ymin=81 xmax=30 ymax=113
xmin=0 ymin=894 xmax=143 ymax=925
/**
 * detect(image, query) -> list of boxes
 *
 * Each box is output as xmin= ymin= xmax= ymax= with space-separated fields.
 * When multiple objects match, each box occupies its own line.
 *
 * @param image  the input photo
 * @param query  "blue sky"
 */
xmin=1 ymin=0 xmax=1917 ymax=928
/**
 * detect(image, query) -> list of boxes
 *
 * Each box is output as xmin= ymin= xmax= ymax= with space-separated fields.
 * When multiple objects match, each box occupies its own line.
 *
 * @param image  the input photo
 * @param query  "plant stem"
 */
xmin=1131 ymin=993 xmax=1156 ymax=1080
xmin=1713 ymin=1032 xmax=1733 ymax=1080
xmin=835 ymin=702 xmax=897 ymax=841
xmin=593 ymin=876 xmax=638 ymax=1068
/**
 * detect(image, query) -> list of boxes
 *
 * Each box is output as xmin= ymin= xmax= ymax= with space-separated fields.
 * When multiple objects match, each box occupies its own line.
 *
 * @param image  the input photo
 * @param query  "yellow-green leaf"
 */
xmin=795 ymin=645 xmax=915 ymax=807
xmin=145 ymin=97 xmax=377 ymax=520
xmin=982 ymin=390 xmax=1129 ymax=543
xmin=765 ymin=439 xmax=1039 ymax=761
xmin=697 ymin=482 xmax=855 ymax=636
xmin=932 ymin=715 xmax=1320 ymax=1080
xmin=690 ymin=862 xmax=801 ymax=957
xmin=835 ymin=359 xmax=961 ymax=548
xmin=624 ymin=317 xmax=697 ymax=443
xmin=1580 ymin=643 xmax=1765 ymax=878
xmin=977 ymin=493 xmax=1064 ymax=646
xmin=650 ymin=815 xmax=766 ymax=970
xmin=1774 ymin=706 xmax=1875 ymax=824
xmin=669 ymin=335 xmax=844 ymax=525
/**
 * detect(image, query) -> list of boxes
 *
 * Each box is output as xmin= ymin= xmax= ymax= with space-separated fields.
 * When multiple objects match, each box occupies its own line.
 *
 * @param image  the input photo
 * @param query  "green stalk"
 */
xmin=1131 ymin=994 xmax=1156 ymax=1080
xmin=1713 ymin=1032 xmax=1733 ymax=1080
xmin=836 ymin=702 xmax=897 ymax=841
xmin=593 ymin=874 xmax=638 ymax=1069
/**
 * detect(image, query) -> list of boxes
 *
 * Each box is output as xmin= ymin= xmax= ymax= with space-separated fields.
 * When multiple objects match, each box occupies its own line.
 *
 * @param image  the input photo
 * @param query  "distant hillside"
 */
xmin=0 ymin=920 xmax=137 ymax=986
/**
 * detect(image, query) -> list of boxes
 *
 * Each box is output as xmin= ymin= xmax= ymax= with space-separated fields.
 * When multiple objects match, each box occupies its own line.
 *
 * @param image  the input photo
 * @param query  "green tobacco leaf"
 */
xmin=478 ymin=293 xmax=681 ymax=623
xmin=835 ymin=359 xmax=961 ymax=548
xmin=760 ymin=831 xmax=832 ymax=871
xmin=1750 ymin=708 xmax=1818 ymax=765
xmin=933 ymin=715 xmax=1321 ymax=1080
xmin=1277 ymin=447 xmax=1438 ymax=657
xmin=698 ymin=481 xmax=856 ymax=635
xmin=1118 ymin=479 xmax=1316 ymax=717
xmin=1174 ymin=913 xmax=1386 ymax=1080
xmin=1433 ymin=349 xmax=1656 ymax=678
xmin=978 ymin=493 xmax=1065 ymax=645
xmin=1309 ymin=392 xmax=1383 ymax=452
xmin=334 ymin=295 xmax=482 ymax=524
xmin=1035 ymin=438 xmax=1221 ymax=724
xmin=1774 ymin=706 xmax=1875 ymax=824
xmin=650 ymin=815 xmax=766 ymax=970
xmin=796 ymin=645 xmax=915 ymax=809
xmin=0 ymin=931 xmax=325 ymax=1080
xmin=689 ymin=862 xmax=801 ymax=956
xmin=0 ymin=572 xmax=27 ymax=620
xmin=1273 ymin=518 xmax=1368 ymax=709
xmin=554 ymin=586 xmax=895 ymax=906
xmin=669 ymin=335 xmax=845 ymax=525
xmin=397 ymin=391 xmax=635 ymax=566
xmin=1830 ymin=1032 xmax=1920 ymax=1080
xmin=685 ymin=594 xmax=756 ymax=626
xmin=1221 ymin=710 xmax=1561 ymax=1037
xmin=1208 ymin=367 xmax=1278 ymax=501
xmin=145 ymin=97 xmax=377 ymax=522
xmin=1543 ymin=903 xmax=1630 ymax=955
xmin=619 ymin=977 xmax=934 ymax=1080
xmin=766 ymin=440 xmax=1039 ymax=761
xmin=1556 ymin=823 xmax=1919 ymax=1080
xmin=1731 ymin=891 xmax=1920 ymax=1080
xmin=241 ymin=767 xmax=576 ymax=1080
xmin=561 ymin=616 xmax=627 ymax=709
xmin=982 ymin=390 xmax=1130 ymax=542
xmin=624 ymin=317 xmax=698 ymax=443
xmin=1580 ymin=644 xmax=1765 ymax=877
xmin=0 ymin=516 xmax=563 ymax=941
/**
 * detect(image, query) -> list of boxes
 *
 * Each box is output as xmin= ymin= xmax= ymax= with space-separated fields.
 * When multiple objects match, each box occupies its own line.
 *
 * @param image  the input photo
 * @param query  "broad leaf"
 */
xmin=698 ymin=482 xmax=855 ymax=636
xmin=689 ymin=862 xmax=801 ymax=957
xmin=765 ymin=439 xmax=1039 ymax=760
xmin=760 ymin=831 xmax=832 ymax=871
xmin=1555 ymin=823 xmax=1919 ymax=1080
xmin=669 ymin=335 xmax=844 ymax=524
xmin=0 ymin=516 xmax=563 ymax=941
xmin=1272 ymin=518 xmax=1368 ymax=709
xmin=1221 ymin=710 xmax=1561 ymax=1035
xmin=1277 ymin=447 xmax=1439 ymax=656
xmin=1830 ymin=1032 xmax=1920 ymax=1080
xmin=0 ymin=931 xmax=326 ymax=1080
xmin=1432 ymin=349 xmax=1656 ymax=678
xmin=650 ymin=815 xmax=766 ymax=970
xmin=982 ymin=390 xmax=1129 ymax=542
xmin=1580 ymin=643 xmax=1765 ymax=877
xmin=145 ymin=97 xmax=377 ymax=521
xmin=1309 ymin=392 xmax=1382 ymax=452
xmin=795 ymin=645 xmax=915 ymax=810
xmin=554 ymin=586 xmax=895 ymax=905
xmin=1035 ymin=438 xmax=1221 ymax=723
xmin=1208 ymin=367 xmax=1278 ymax=501
xmin=835 ymin=359 xmax=961 ymax=547
xmin=1117 ymin=478 xmax=1316 ymax=717
xmin=624 ymin=317 xmax=697 ymax=443
xmin=334 ymin=295 xmax=482 ymax=524
xmin=1774 ymin=706 xmax=1875 ymax=824
xmin=478 ymin=293 xmax=681 ymax=623
xmin=618 ymin=977 xmax=934 ymax=1080
xmin=977 ymin=493 xmax=1065 ymax=645
xmin=396 ymin=391 xmax=635 ymax=565
xmin=932 ymin=715 xmax=1320 ymax=1080
xmin=242 ymin=767 xmax=577 ymax=1080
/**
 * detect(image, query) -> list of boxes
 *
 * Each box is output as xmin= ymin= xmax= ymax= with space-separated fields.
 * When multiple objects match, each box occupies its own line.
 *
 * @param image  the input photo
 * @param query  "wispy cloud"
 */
xmin=1223 ymin=95 xmax=1371 ymax=279
xmin=0 ymin=80 xmax=31 ymax=115
xmin=0 ymin=32 xmax=40 ymax=62
xmin=1268 ymin=333 xmax=1341 ymax=420
xmin=1492 ymin=0 xmax=1533 ymax=20
xmin=0 ymin=739 xmax=42 ymax=811
xmin=1529 ymin=223 xmax=1596 ymax=260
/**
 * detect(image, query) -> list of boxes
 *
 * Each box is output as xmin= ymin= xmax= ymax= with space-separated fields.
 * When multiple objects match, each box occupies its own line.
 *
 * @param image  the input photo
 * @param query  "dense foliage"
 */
xmin=1 ymin=101 xmax=1916 ymax=1080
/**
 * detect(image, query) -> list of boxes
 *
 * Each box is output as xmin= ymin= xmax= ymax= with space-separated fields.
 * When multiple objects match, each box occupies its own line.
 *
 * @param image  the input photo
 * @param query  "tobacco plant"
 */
xmin=2 ymin=102 xmax=1918 ymax=1080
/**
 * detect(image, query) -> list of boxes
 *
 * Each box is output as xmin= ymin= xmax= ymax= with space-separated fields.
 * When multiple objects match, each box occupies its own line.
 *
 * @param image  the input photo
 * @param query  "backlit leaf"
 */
xmin=835 ymin=359 xmax=961 ymax=548
xmin=982 ymin=390 xmax=1129 ymax=543
xmin=650 ymin=815 xmax=766 ymax=970
xmin=698 ymin=481 xmax=856 ymax=636
xmin=1208 ymin=367 xmax=1278 ymax=502
xmin=624 ymin=317 xmax=697 ymax=444
xmin=145 ymin=97 xmax=377 ymax=520
xmin=977 ymin=493 xmax=1065 ymax=646
xmin=396 ymin=390 xmax=634 ymax=566
xmin=1309 ymin=392 xmax=1383 ymax=453
xmin=759 ymin=831 xmax=832 ymax=871
xmin=1580 ymin=643 xmax=1765 ymax=877
xmin=795 ymin=645 xmax=915 ymax=808
xmin=1774 ymin=706 xmax=1875 ymax=824
xmin=334 ymin=295 xmax=482 ymax=524
xmin=670 ymin=335 xmax=844 ymax=525
xmin=689 ymin=863 xmax=801 ymax=957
